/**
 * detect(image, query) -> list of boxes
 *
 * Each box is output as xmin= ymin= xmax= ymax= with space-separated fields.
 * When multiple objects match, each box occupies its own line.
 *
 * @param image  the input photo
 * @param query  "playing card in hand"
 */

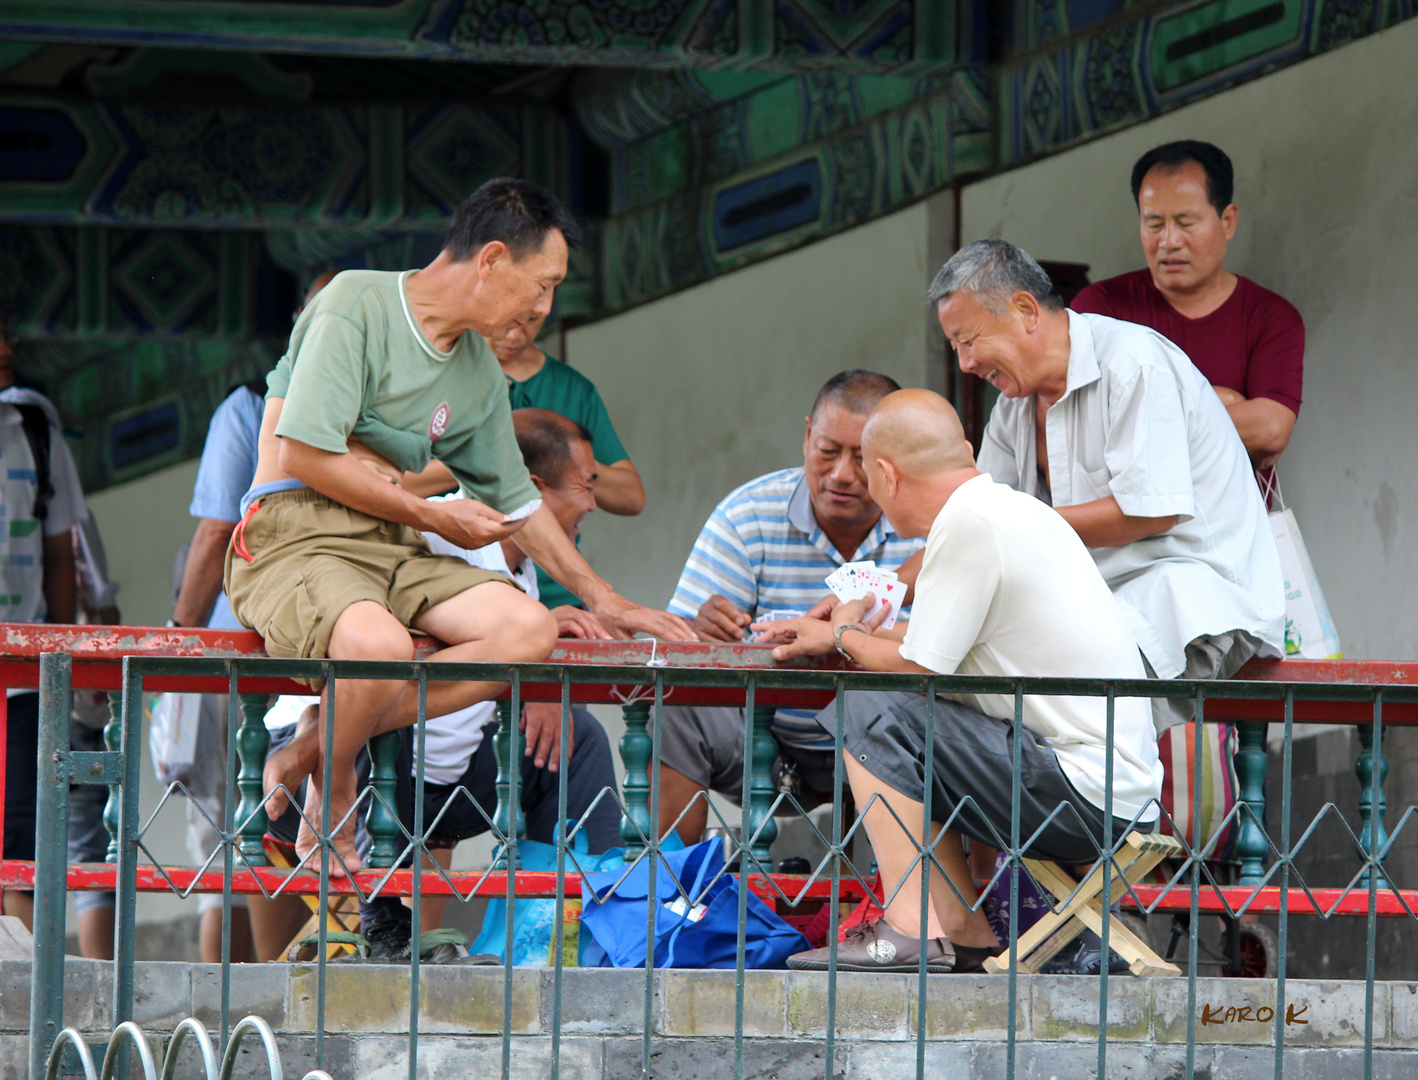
xmin=825 ymin=561 xmax=903 ymax=630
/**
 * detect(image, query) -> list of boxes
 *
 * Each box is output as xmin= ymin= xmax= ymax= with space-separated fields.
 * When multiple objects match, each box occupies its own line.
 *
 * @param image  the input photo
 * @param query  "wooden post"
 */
xmin=1356 ymin=722 xmax=1389 ymax=887
xmin=1234 ymin=721 xmax=1269 ymax=885
xmin=235 ymin=694 xmax=270 ymax=863
xmin=743 ymin=704 xmax=780 ymax=865
xmin=365 ymin=730 xmax=402 ymax=868
xmin=618 ymin=701 xmax=652 ymax=857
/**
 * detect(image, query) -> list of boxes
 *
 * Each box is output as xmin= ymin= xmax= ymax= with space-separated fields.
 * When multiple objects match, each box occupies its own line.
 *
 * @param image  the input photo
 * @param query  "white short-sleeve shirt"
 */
xmin=976 ymin=310 xmax=1285 ymax=680
xmin=899 ymin=474 xmax=1162 ymax=820
xmin=0 ymin=401 xmax=86 ymax=624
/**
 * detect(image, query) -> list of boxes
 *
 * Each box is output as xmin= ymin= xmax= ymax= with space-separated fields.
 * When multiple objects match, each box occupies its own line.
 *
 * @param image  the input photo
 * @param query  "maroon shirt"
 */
xmin=1072 ymin=269 xmax=1304 ymax=415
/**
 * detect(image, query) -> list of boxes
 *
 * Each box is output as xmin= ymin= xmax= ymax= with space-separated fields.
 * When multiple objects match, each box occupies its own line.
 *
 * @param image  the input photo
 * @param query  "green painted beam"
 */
xmin=0 ymin=0 xmax=957 ymax=73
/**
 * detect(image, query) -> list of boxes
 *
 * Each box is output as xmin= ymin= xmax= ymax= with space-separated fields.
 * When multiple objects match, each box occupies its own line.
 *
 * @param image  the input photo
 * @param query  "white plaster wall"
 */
xmin=564 ymin=200 xmax=937 ymax=612
xmin=960 ymin=18 xmax=1418 ymax=661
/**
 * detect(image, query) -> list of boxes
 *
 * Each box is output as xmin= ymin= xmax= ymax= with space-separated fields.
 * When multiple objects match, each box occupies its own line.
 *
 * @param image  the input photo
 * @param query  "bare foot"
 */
xmin=263 ymin=704 xmax=320 ymax=820
xmin=294 ymin=776 xmax=363 ymax=878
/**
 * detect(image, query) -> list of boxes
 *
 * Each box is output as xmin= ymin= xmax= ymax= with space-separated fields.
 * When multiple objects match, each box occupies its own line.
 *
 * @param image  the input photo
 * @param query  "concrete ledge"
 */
xmin=5 ymin=961 xmax=1412 ymax=1080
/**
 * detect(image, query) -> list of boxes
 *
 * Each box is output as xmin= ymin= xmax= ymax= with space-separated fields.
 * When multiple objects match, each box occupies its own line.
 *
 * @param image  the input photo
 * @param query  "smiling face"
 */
xmin=802 ymin=401 xmax=881 ymax=534
xmin=534 ymin=436 xmax=597 ymax=542
xmin=936 ymin=289 xmax=1040 ymax=399
xmin=476 ymin=229 xmax=569 ymax=339
xmin=1138 ymin=160 xmax=1236 ymax=297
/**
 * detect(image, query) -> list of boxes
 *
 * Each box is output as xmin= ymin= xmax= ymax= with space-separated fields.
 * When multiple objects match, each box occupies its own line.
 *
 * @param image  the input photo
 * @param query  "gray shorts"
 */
xmin=1145 ymin=630 xmax=1265 ymax=735
xmin=833 ymin=691 xmax=1147 ymax=864
xmin=67 ymin=723 xmax=115 ymax=915
xmin=656 ymin=705 xmax=836 ymax=804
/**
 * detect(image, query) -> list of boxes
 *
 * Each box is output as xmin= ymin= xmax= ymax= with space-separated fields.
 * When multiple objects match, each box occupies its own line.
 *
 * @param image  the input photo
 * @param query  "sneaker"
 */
xmin=787 ymin=918 xmax=955 ymax=973
xmin=1041 ymin=930 xmax=1130 ymax=975
xmin=361 ymin=899 xmax=413 ymax=962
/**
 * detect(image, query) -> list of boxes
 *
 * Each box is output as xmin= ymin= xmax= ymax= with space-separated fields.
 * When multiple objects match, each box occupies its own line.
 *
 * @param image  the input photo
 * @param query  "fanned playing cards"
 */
xmin=824 ymin=560 xmax=907 ymax=630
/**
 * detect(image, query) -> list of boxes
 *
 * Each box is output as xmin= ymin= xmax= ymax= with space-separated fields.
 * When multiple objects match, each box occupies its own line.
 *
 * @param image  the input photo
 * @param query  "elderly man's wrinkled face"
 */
xmin=536 ymin=437 xmax=598 ymax=542
xmin=937 ymin=289 xmax=1037 ymax=399
xmin=481 ymin=230 xmax=568 ymax=338
xmin=1138 ymin=161 xmax=1236 ymax=295
xmin=802 ymin=402 xmax=880 ymax=533
xmin=488 ymin=310 xmax=547 ymax=363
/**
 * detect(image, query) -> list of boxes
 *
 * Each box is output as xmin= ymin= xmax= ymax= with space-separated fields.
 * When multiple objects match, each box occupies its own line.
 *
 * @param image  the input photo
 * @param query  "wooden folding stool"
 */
xmin=263 ymin=835 xmax=361 ymax=961
xmin=982 ymin=830 xmax=1184 ymax=977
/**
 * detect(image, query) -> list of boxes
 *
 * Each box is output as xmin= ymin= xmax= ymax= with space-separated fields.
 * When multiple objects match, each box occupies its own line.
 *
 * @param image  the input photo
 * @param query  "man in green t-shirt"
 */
xmin=226 ymin=178 xmax=695 ymax=873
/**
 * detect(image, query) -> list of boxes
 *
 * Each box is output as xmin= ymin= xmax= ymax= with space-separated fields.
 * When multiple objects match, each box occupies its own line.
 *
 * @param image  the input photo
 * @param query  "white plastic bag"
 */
xmin=148 ymin=692 xmax=202 ymax=784
xmin=1265 ymin=475 xmax=1342 ymax=659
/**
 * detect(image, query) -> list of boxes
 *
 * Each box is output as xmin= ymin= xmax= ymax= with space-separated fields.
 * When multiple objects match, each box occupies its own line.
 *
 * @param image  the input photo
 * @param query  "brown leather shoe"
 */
xmin=786 ymin=917 xmax=955 ymax=973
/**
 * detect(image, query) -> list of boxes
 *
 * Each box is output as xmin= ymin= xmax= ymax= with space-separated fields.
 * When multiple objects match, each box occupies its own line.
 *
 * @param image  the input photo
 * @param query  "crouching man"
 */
xmin=756 ymin=390 xmax=1163 ymax=974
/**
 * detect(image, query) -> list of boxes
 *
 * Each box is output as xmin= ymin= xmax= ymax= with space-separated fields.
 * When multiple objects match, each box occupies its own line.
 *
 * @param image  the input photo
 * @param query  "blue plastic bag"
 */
xmin=470 ymin=824 xmax=622 ymax=966
xmin=579 ymin=838 xmax=808 ymax=969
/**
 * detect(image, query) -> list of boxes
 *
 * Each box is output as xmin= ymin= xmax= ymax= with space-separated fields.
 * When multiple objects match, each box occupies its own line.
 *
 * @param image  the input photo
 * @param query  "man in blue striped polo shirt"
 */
xmin=657 ymin=370 xmax=923 ymax=844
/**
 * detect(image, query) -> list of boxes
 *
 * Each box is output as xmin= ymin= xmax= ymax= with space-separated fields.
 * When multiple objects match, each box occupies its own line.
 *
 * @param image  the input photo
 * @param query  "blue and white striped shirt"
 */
xmin=668 ymin=467 xmax=923 ymax=749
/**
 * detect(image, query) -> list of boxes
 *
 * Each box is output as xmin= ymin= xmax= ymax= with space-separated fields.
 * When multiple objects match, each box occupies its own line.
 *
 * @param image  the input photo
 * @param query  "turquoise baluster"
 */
xmin=1234 ymin=721 xmax=1269 ymax=885
xmin=491 ymin=699 xmax=525 ymax=870
xmin=366 ymin=730 xmax=402 ymax=868
xmin=743 ymin=704 xmax=780 ymax=866
xmin=1356 ymin=722 xmax=1389 ymax=887
xmin=234 ymin=693 xmax=270 ymax=863
xmin=103 ymin=691 xmax=122 ymax=862
xmin=618 ymin=701 xmax=652 ymax=857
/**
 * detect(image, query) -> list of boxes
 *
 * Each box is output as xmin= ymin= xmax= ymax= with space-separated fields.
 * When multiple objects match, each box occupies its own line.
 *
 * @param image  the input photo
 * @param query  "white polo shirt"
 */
xmin=977 ymin=310 xmax=1285 ymax=681
xmin=900 ymin=474 xmax=1162 ymax=821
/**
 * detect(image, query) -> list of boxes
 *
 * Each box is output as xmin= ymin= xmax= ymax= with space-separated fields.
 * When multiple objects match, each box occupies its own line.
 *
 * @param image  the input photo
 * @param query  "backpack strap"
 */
xmin=15 ymin=403 xmax=53 ymax=521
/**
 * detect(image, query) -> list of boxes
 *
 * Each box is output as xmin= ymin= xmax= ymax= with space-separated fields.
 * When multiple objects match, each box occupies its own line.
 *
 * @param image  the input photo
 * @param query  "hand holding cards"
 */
xmin=824 ymin=560 xmax=906 ymax=629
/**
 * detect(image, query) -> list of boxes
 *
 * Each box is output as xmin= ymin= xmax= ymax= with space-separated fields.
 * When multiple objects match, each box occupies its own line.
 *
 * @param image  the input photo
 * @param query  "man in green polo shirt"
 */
xmin=228 ymin=178 xmax=695 ymax=873
xmin=493 ymin=310 xmax=644 ymax=609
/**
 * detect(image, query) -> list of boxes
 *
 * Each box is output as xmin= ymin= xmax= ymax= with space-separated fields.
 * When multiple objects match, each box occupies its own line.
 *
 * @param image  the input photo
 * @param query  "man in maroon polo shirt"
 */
xmin=1072 ymin=140 xmax=1304 ymax=479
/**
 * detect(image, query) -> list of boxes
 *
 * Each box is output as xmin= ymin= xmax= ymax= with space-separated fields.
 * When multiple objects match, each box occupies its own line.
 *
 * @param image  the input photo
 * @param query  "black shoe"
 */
xmin=362 ymin=898 xmax=413 ymax=963
xmin=1041 ymin=930 xmax=1130 ymax=975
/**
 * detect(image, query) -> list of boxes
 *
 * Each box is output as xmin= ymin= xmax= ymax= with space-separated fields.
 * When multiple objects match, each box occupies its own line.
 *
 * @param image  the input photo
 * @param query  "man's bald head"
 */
xmin=862 ymin=390 xmax=975 ymax=479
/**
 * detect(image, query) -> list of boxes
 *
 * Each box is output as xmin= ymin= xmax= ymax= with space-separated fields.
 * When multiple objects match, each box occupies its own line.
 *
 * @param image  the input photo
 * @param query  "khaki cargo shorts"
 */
xmin=224 ymin=488 xmax=517 ymax=668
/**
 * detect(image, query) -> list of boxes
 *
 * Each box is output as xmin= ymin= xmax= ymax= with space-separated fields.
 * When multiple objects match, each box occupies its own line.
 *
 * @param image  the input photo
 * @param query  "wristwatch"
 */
xmin=834 ymin=622 xmax=868 ymax=663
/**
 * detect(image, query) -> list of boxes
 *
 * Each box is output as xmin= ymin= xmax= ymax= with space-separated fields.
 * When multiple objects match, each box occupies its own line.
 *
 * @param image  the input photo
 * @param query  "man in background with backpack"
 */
xmin=0 ymin=312 xmax=87 ymax=932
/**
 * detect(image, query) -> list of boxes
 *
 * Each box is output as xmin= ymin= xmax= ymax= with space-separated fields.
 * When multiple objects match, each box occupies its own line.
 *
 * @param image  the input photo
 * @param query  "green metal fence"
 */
xmin=15 ymin=649 xmax=1418 ymax=1079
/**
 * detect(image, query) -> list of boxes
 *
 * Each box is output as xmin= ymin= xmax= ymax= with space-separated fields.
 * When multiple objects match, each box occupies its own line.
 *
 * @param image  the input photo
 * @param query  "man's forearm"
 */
xmin=42 ymin=534 xmax=76 ymax=624
xmin=1225 ymin=397 xmax=1297 ymax=464
xmin=838 ymin=628 xmax=930 ymax=674
xmin=1054 ymin=496 xmax=1177 ymax=548
xmin=172 ymin=518 xmax=236 ymax=627
xmin=594 ymin=460 xmax=645 ymax=516
xmin=512 ymin=508 xmax=615 ymax=607
xmin=281 ymin=438 xmax=438 ymax=532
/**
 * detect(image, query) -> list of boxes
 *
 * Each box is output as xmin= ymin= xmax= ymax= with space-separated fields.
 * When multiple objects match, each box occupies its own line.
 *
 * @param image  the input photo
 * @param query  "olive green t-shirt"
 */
xmin=269 ymin=269 xmax=538 ymax=515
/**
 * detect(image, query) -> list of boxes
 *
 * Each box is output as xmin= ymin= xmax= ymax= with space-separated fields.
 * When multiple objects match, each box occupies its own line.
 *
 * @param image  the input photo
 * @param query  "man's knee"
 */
xmin=505 ymin=598 xmax=557 ymax=661
xmin=329 ymin=602 xmax=413 ymax=662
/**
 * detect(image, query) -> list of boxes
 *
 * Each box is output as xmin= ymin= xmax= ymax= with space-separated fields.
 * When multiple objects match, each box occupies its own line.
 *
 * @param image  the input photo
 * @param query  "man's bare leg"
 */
xmin=200 ymin=906 xmax=254 ymax=963
xmin=657 ymin=765 xmax=709 ymax=846
xmin=292 ymin=601 xmax=414 ymax=875
xmin=409 ymin=847 xmax=454 ymax=934
xmin=267 ymin=585 xmax=555 ymax=874
xmin=264 ymin=702 xmax=319 ymax=820
xmin=247 ymin=891 xmax=311 ymax=962
xmin=845 ymin=754 xmax=998 ymax=948
xmin=393 ymin=582 xmax=557 ymax=724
